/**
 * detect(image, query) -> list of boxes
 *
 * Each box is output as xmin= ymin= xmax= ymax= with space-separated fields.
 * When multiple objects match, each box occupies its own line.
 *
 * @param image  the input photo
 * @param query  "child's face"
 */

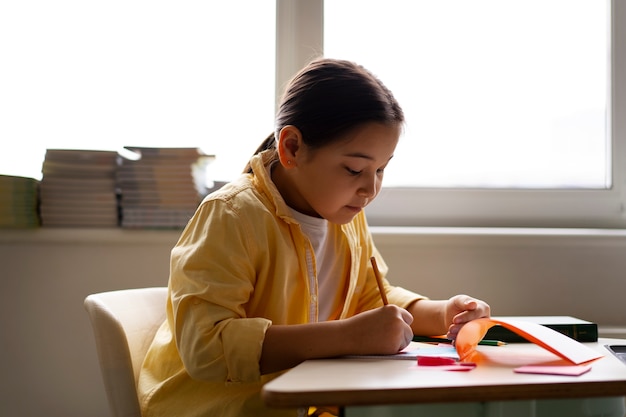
xmin=286 ymin=122 xmax=400 ymax=224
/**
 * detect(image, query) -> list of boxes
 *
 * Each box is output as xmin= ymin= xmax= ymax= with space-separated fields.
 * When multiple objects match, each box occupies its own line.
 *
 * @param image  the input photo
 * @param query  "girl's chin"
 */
xmin=326 ymin=207 xmax=362 ymax=224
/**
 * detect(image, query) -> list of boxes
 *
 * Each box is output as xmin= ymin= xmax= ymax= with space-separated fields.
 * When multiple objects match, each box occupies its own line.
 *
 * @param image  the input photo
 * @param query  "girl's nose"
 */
xmin=357 ymin=174 xmax=378 ymax=199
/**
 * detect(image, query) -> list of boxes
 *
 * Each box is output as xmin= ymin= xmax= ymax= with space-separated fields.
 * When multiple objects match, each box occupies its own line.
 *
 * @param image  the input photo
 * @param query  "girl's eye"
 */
xmin=346 ymin=167 xmax=361 ymax=175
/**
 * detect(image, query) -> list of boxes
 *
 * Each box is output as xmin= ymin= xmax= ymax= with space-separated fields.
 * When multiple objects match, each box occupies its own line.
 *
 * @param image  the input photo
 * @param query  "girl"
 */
xmin=138 ymin=58 xmax=490 ymax=417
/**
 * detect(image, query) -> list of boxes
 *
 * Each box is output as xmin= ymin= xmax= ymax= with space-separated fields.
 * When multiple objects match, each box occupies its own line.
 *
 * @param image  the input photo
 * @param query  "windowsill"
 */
xmin=2 ymin=225 xmax=626 ymax=245
xmin=372 ymin=226 xmax=626 ymax=237
xmin=0 ymin=227 xmax=182 ymax=245
xmin=371 ymin=226 xmax=626 ymax=247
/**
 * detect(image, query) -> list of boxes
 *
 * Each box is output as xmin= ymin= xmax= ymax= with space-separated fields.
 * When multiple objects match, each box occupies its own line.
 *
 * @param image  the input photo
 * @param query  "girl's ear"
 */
xmin=277 ymin=125 xmax=303 ymax=169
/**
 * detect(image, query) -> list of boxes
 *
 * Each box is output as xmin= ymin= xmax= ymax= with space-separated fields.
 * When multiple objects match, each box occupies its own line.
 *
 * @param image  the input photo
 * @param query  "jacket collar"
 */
xmin=249 ymin=150 xmax=298 ymax=224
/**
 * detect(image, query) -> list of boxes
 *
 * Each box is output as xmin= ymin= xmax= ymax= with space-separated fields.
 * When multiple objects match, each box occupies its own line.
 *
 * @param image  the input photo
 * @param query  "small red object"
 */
xmin=416 ymin=356 xmax=477 ymax=371
xmin=417 ymin=356 xmax=457 ymax=366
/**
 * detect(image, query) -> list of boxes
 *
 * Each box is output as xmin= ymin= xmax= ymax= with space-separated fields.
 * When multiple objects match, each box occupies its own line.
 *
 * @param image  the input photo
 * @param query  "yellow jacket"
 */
xmin=138 ymin=150 xmax=424 ymax=417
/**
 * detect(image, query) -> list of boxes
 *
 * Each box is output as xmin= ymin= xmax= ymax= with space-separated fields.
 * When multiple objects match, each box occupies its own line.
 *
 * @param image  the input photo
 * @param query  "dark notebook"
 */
xmin=484 ymin=316 xmax=598 ymax=343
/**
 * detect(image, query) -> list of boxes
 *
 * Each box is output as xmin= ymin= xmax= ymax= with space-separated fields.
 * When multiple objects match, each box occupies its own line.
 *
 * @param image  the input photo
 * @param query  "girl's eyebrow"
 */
xmin=345 ymin=152 xmax=394 ymax=162
xmin=345 ymin=152 xmax=373 ymax=160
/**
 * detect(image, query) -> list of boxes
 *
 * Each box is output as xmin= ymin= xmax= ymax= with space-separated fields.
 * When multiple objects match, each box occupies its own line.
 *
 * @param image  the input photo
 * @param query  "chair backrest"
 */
xmin=84 ymin=287 xmax=168 ymax=417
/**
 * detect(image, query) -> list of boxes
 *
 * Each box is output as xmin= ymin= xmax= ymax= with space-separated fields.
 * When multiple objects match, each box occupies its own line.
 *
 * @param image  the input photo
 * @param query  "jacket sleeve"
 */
xmin=168 ymin=197 xmax=271 ymax=383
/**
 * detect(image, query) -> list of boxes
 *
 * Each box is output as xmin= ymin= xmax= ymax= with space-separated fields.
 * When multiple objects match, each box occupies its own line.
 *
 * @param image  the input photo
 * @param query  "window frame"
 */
xmin=277 ymin=0 xmax=626 ymax=228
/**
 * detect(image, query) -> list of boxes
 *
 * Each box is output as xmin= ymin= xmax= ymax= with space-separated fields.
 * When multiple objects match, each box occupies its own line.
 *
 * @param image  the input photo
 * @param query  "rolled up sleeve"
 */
xmin=170 ymin=198 xmax=271 ymax=383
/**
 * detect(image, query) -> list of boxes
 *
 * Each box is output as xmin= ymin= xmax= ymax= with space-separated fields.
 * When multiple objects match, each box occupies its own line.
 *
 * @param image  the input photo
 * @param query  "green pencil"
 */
xmin=478 ymin=339 xmax=507 ymax=346
xmin=412 ymin=336 xmax=506 ymax=346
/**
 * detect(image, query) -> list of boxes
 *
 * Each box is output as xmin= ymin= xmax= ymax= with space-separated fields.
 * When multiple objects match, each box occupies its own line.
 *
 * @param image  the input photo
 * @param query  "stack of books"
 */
xmin=38 ymin=149 xmax=119 ymax=227
xmin=116 ymin=147 xmax=214 ymax=229
xmin=0 ymin=175 xmax=40 ymax=228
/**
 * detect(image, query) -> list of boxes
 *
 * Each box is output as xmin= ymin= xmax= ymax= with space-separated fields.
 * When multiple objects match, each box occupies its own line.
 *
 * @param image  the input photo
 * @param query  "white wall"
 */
xmin=374 ymin=227 xmax=626 ymax=326
xmin=1 ymin=227 xmax=625 ymax=417
xmin=0 ymin=229 xmax=174 ymax=417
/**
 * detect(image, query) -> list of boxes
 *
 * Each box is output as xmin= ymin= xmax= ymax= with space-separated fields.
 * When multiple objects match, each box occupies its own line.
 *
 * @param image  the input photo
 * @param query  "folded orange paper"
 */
xmin=455 ymin=317 xmax=603 ymax=365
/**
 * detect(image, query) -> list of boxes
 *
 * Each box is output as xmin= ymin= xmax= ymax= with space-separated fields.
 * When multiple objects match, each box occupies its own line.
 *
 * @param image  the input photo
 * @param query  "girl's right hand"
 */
xmin=342 ymin=305 xmax=414 ymax=355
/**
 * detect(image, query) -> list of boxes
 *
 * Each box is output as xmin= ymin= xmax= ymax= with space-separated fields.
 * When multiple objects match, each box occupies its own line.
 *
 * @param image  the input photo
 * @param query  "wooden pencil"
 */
xmin=370 ymin=256 xmax=389 ymax=306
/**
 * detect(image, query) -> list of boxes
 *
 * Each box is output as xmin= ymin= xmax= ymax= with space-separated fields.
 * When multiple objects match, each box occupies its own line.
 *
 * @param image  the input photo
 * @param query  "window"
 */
xmin=322 ymin=0 xmax=625 ymax=228
xmin=326 ymin=0 xmax=609 ymax=190
xmin=3 ymin=0 xmax=625 ymax=229
xmin=0 ymin=0 xmax=275 ymax=183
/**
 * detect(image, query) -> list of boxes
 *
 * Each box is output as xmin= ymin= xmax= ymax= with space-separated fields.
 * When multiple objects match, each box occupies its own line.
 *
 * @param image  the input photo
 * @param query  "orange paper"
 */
xmin=455 ymin=318 xmax=603 ymax=365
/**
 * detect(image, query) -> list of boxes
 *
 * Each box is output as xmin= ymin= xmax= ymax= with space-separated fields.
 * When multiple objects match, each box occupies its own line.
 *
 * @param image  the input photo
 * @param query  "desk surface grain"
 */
xmin=262 ymin=339 xmax=626 ymax=408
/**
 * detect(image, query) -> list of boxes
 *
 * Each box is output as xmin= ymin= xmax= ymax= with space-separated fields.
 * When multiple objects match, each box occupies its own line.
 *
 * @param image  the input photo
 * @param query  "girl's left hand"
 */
xmin=445 ymin=295 xmax=490 ymax=340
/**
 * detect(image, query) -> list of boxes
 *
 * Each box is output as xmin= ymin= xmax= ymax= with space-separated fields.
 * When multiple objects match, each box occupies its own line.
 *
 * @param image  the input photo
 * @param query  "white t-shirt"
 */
xmin=289 ymin=208 xmax=342 ymax=321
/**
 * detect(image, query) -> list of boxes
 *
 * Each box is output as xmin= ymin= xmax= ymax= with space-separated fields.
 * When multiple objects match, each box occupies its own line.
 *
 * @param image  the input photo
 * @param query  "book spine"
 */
xmin=484 ymin=323 xmax=598 ymax=343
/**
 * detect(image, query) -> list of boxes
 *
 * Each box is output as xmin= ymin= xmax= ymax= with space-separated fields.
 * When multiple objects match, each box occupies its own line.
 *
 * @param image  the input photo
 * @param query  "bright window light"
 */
xmin=0 ymin=1 xmax=275 ymax=182
xmin=325 ymin=0 xmax=610 ymax=189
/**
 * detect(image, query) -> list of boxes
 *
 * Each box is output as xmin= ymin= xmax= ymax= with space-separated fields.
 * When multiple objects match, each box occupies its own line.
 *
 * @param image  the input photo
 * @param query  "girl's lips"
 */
xmin=345 ymin=205 xmax=363 ymax=213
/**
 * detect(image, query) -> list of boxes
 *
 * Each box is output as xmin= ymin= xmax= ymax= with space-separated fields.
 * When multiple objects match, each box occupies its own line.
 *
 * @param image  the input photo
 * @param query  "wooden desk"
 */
xmin=262 ymin=338 xmax=626 ymax=410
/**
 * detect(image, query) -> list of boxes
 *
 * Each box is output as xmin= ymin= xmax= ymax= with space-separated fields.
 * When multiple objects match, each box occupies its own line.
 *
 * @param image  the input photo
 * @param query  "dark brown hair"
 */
xmin=245 ymin=58 xmax=404 ymax=173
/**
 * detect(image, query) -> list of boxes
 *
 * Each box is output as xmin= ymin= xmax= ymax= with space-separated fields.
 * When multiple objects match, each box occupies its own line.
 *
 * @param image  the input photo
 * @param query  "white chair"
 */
xmin=84 ymin=287 xmax=168 ymax=417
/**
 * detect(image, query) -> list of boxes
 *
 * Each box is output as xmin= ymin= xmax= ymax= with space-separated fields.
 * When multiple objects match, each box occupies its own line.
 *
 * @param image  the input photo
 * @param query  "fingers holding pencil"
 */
xmin=362 ymin=257 xmax=414 ymax=350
